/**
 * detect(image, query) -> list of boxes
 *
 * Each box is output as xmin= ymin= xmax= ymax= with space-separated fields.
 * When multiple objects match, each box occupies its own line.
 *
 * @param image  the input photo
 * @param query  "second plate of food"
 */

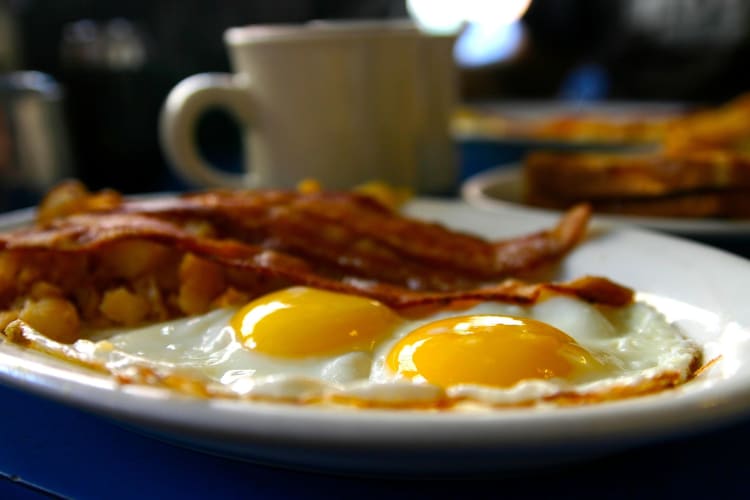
xmin=461 ymin=164 xmax=750 ymax=237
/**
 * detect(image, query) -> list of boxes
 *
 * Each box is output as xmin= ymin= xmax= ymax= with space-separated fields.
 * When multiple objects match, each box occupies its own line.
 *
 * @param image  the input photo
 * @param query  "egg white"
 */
xmin=64 ymin=291 xmax=700 ymax=407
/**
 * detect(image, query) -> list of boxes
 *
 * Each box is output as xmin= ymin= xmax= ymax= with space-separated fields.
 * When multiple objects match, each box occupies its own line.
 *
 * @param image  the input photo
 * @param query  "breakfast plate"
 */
xmin=461 ymin=164 xmax=750 ymax=237
xmin=2 ymin=199 xmax=750 ymax=476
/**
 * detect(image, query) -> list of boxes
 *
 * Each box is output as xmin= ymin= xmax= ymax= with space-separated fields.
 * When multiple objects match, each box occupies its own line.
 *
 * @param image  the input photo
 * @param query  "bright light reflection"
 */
xmin=407 ymin=0 xmax=532 ymax=66
xmin=238 ymin=301 xmax=289 ymax=348
xmin=396 ymin=342 xmax=421 ymax=374
xmin=406 ymin=0 xmax=465 ymax=33
xmin=455 ymin=21 xmax=525 ymax=67
xmin=454 ymin=315 xmax=523 ymax=334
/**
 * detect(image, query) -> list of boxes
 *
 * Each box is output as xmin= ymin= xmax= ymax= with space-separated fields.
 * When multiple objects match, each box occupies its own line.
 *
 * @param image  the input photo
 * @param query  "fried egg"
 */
xmin=47 ymin=286 xmax=699 ymax=408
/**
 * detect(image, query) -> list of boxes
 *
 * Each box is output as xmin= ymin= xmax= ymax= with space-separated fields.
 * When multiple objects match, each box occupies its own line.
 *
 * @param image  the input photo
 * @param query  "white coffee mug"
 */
xmin=159 ymin=21 xmax=458 ymax=193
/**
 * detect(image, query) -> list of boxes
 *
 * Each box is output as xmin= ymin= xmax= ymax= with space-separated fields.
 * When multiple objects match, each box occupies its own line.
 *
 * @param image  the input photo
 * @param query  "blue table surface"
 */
xmin=2 ymin=381 xmax=750 ymax=499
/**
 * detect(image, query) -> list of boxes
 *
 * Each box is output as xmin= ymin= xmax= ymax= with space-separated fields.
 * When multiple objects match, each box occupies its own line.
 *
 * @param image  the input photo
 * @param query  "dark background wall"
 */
xmin=8 ymin=0 xmax=408 ymax=194
xmin=3 ymin=0 xmax=750 ymax=195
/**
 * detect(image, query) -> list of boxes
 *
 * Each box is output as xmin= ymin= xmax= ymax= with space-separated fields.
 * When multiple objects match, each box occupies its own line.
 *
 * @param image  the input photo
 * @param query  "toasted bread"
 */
xmin=664 ymin=93 xmax=750 ymax=154
xmin=523 ymin=150 xmax=750 ymax=218
xmin=524 ymin=150 xmax=750 ymax=198
xmin=527 ymin=186 xmax=750 ymax=218
xmin=520 ymin=92 xmax=750 ymax=219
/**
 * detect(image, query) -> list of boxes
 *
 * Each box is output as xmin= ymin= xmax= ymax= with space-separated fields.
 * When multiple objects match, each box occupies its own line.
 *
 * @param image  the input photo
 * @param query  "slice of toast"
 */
xmin=523 ymin=150 xmax=750 ymax=218
xmin=515 ymin=92 xmax=750 ymax=219
xmin=526 ymin=186 xmax=750 ymax=218
xmin=664 ymin=93 xmax=750 ymax=153
xmin=524 ymin=150 xmax=750 ymax=199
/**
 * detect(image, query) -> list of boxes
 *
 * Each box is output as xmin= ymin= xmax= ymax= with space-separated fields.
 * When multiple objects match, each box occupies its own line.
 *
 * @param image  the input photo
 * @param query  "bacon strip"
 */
xmin=2 ymin=190 xmax=590 ymax=291
xmin=147 ymin=191 xmax=591 ymax=278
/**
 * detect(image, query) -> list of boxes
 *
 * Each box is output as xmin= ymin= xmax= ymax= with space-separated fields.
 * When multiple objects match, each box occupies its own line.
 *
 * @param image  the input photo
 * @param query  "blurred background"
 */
xmin=1 ymin=0 xmax=750 ymax=209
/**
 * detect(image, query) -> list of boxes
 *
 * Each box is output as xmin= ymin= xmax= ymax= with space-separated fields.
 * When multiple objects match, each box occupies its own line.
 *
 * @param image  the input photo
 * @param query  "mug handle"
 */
xmin=159 ymin=73 xmax=255 ymax=188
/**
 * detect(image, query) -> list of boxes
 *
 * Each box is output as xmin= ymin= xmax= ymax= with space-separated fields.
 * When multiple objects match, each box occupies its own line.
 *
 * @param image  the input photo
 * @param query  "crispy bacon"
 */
xmin=16 ymin=188 xmax=591 ymax=288
xmin=0 ymin=188 xmax=594 ymax=299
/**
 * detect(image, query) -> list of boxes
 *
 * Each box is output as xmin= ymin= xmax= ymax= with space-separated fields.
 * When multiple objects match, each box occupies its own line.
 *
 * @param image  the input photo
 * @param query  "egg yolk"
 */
xmin=231 ymin=287 xmax=401 ymax=357
xmin=387 ymin=315 xmax=606 ymax=388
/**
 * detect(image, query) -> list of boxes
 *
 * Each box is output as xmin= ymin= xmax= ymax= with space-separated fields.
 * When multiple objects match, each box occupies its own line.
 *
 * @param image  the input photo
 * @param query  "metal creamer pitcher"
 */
xmin=0 ymin=71 xmax=73 ymax=210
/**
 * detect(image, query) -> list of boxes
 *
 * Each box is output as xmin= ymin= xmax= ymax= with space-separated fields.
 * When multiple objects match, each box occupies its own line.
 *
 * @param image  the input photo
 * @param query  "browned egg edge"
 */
xmin=1 ymin=318 xmax=707 ymax=411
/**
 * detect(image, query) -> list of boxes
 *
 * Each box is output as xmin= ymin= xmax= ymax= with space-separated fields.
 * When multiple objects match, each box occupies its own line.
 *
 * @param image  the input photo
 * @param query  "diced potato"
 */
xmin=177 ymin=254 xmax=226 ymax=315
xmin=29 ymin=281 xmax=64 ymax=300
xmin=296 ymin=178 xmax=322 ymax=194
xmin=19 ymin=297 xmax=80 ymax=343
xmin=84 ymin=189 xmax=123 ymax=212
xmin=132 ymin=276 xmax=169 ymax=321
xmin=99 ymin=287 xmax=149 ymax=325
xmin=35 ymin=180 xmax=90 ymax=224
xmin=212 ymin=287 xmax=250 ymax=308
xmin=99 ymin=240 xmax=171 ymax=279
xmin=36 ymin=180 xmax=122 ymax=224
xmin=353 ymin=181 xmax=412 ymax=210
xmin=16 ymin=258 xmax=43 ymax=291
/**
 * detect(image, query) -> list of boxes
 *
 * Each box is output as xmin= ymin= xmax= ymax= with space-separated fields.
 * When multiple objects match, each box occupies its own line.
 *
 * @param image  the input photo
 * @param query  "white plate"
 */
xmin=2 ymin=199 xmax=750 ymax=476
xmin=461 ymin=165 xmax=750 ymax=237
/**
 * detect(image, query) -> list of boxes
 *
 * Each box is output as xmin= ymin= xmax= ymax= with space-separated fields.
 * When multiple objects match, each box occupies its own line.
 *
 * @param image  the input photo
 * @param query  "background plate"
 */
xmin=461 ymin=165 xmax=750 ymax=237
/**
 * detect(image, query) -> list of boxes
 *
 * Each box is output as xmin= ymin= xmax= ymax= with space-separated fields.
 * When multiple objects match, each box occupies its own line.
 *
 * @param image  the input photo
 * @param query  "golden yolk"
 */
xmin=231 ymin=287 xmax=401 ymax=358
xmin=386 ymin=315 xmax=606 ymax=389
